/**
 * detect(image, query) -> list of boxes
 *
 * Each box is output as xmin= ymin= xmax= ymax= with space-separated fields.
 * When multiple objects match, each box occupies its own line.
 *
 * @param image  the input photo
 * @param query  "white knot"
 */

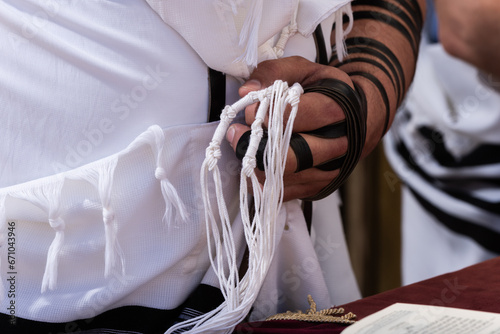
xmin=155 ymin=167 xmax=168 ymax=180
xmin=49 ymin=217 xmax=64 ymax=232
xmin=257 ymin=91 xmax=267 ymax=102
xmin=103 ymin=207 xmax=115 ymax=224
xmin=287 ymin=85 xmax=303 ymax=107
xmin=282 ymin=25 xmax=292 ymax=38
xmin=274 ymin=30 xmax=290 ymax=57
xmin=274 ymin=23 xmax=298 ymax=59
xmin=245 ymin=91 xmax=260 ymax=104
xmin=205 ymin=141 xmax=222 ymax=171
xmin=251 ymin=120 xmax=264 ymax=134
xmin=221 ymin=105 xmax=237 ymax=122
xmin=242 ymin=156 xmax=256 ymax=177
xmin=274 ymin=48 xmax=285 ymax=59
xmin=206 ymin=141 xmax=222 ymax=158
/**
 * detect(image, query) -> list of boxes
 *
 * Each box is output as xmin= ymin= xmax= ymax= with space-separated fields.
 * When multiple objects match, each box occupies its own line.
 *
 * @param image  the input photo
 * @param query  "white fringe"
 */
xmin=43 ymin=216 xmax=64 ymax=293
xmin=167 ymin=80 xmax=302 ymax=334
xmin=11 ymin=178 xmax=65 ymax=293
xmin=236 ymin=0 xmax=264 ymax=69
xmin=334 ymin=2 xmax=354 ymax=62
xmin=272 ymin=5 xmax=298 ymax=59
xmin=126 ymin=125 xmax=189 ymax=228
xmin=74 ymin=159 xmax=126 ymax=278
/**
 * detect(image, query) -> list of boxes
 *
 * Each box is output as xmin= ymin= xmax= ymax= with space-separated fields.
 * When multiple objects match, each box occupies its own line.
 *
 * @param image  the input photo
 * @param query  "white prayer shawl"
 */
xmin=0 ymin=0 xmax=360 ymax=331
xmin=146 ymin=0 xmax=353 ymax=78
xmin=385 ymin=42 xmax=500 ymax=234
xmin=395 ymin=43 xmax=500 ymax=159
xmin=384 ymin=41 xmax=500 ymax=285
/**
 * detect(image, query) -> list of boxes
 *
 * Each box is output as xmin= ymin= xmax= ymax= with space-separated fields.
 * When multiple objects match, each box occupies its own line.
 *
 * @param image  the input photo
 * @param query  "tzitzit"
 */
xmin=167 ymin=80 xmax=302 ymax=334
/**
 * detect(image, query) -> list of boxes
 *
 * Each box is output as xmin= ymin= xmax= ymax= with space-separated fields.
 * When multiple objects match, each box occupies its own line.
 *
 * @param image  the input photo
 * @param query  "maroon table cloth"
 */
xmin=234 ymin=257 xmax=500 ymax=333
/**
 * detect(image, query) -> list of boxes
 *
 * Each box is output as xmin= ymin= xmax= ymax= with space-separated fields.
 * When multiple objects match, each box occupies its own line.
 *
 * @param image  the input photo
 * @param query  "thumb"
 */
xmin=239 ymin=79 xmax=262 ymax=97
xmin=226 ymin=123 xmax=251 ymax=153
xmin=238 ymin=56 xmax=316 ymax=97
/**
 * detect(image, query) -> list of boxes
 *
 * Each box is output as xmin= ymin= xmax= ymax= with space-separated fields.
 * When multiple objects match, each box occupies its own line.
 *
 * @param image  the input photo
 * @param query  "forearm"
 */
xmin=331 ymin=0 xmax=426 ymax=156
xmin=434 ymin=0 xmax=500 ymax=77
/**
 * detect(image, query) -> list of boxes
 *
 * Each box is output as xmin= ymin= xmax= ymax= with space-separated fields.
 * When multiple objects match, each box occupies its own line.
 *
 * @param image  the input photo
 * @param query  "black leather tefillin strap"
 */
xmin=301 ymin=78 xmax=366 ymax=201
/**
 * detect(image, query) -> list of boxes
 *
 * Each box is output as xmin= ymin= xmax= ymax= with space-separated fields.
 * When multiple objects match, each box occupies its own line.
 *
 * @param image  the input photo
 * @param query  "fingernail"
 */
xmin=242 ymin=79 xmax=261 ymax=91
xmin=226 ymin=125 xmax=236 ymax=143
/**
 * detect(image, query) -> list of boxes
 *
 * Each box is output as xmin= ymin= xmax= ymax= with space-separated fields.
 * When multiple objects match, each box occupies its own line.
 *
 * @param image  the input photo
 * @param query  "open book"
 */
xmin=343 ymin=303 xmax=500 ymax=333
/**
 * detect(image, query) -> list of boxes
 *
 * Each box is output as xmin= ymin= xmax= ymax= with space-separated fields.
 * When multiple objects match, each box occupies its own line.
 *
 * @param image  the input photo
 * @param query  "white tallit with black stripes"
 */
xmin=385 ymin=37 xmax=500 ymax=284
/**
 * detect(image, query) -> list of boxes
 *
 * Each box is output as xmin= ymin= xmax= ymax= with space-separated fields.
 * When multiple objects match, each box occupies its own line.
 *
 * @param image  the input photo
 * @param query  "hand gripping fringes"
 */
xmin=194 ymin=80 xmax=304 ymax=333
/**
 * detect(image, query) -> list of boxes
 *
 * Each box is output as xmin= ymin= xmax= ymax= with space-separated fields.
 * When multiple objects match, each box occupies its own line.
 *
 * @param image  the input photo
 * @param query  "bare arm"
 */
xmin=332 ymin=0 xmax=426 ymax=155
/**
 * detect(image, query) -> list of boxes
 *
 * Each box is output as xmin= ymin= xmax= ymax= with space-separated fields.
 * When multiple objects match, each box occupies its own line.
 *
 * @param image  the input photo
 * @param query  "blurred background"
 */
xmin=341 ymin=143 xmax=402 ymax=297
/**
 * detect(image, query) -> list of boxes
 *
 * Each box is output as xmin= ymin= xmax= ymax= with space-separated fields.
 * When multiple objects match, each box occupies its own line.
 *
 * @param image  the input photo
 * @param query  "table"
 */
xmin=234 ymin=257 xmax=500 ymax=333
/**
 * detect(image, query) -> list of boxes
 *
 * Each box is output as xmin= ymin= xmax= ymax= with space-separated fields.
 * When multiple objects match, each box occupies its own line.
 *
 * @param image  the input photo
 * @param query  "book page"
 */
xmin=343 ymin=303 xmax=500 ymax=334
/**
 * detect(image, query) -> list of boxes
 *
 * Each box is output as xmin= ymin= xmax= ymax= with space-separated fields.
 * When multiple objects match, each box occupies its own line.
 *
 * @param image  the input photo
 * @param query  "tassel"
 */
xmin=148 ymin=125 xmax=190 ymax=226
xmin=126 ymin=125 xmax=189 ymax=227
xmin=169 ymin=81 xmax=303 ymax=334
xmin=12 ymin=178 xmax=65 ymax=293
xmin=42 ymin=216 xmax=65 ymax=293
xmin=273 ymin=5 xmax=299 ymax=59
xmin=334 ymin=3 xmax=354 ymax=62
xmin=98 ymin=160 xmax=125 ymax=277
xmin=73 ymin=159 xmax=125 ymax=278
xmin=42 ymin=183 xmax=65 ymax=293
xmin=102 ymin=206 xmax=125 ymax=277
xmin=236 ymin=0 xmax=264 ymax=69
xmin=155 ymin=167 xmax=189 ymax=226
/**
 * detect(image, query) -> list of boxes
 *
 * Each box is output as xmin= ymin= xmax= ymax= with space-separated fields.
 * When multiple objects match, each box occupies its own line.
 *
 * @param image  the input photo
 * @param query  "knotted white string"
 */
xmin=43 ymin=215 xmax=64 ymax=293
xmin=168 ymin=80 xmax=302 ymax=334
xmin=73 ymin=160 xmax=125 ymax=278
xmin=11 ymin=179 xmax=66 ymax=292
xmin=272 ymin=5 xmax=298 ymax=59
xmin=126 ymin=125 xmax=189 ymax=228
xmin=38 ymin=183 xmax=65 ymax=293
xmin=98 ymin=160 xmax=126 ymax=278
xmin=334 ymin=2 xmax=354 ymax=62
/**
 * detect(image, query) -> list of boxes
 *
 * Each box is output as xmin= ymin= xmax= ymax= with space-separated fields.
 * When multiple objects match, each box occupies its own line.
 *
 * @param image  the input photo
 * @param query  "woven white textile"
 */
xmin=0 ymin=0 xmax=360 ymax=330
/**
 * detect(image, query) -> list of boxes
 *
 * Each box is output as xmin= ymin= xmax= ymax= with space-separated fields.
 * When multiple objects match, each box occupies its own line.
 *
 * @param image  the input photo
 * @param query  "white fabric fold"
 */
xmin=145 ymin=0 xmax=352 ymax=77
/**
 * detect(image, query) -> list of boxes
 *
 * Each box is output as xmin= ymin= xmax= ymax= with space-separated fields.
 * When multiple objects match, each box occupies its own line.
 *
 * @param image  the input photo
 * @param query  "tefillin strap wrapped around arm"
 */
xmin=236 ymin=0 xmax=423 ymax=201
xmin=300 ymin=78 xmax=367 ymax=201
xmin=236 ymin=77 xmax=366 ymax=202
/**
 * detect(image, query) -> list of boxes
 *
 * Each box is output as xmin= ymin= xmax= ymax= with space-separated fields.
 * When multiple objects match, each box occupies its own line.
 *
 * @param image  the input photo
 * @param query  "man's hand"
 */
xmin=226 ymin=56 xmax=353 ymax=201
xmin=434 ymin=0 xmax=500 ymax=77
xmin=226 ymin=0 xmax=427 ymax=202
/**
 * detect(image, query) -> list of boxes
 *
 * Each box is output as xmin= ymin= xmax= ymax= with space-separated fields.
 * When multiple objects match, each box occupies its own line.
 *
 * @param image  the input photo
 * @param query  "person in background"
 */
xmin=385 ymin=0 xmax=500 ymax=285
